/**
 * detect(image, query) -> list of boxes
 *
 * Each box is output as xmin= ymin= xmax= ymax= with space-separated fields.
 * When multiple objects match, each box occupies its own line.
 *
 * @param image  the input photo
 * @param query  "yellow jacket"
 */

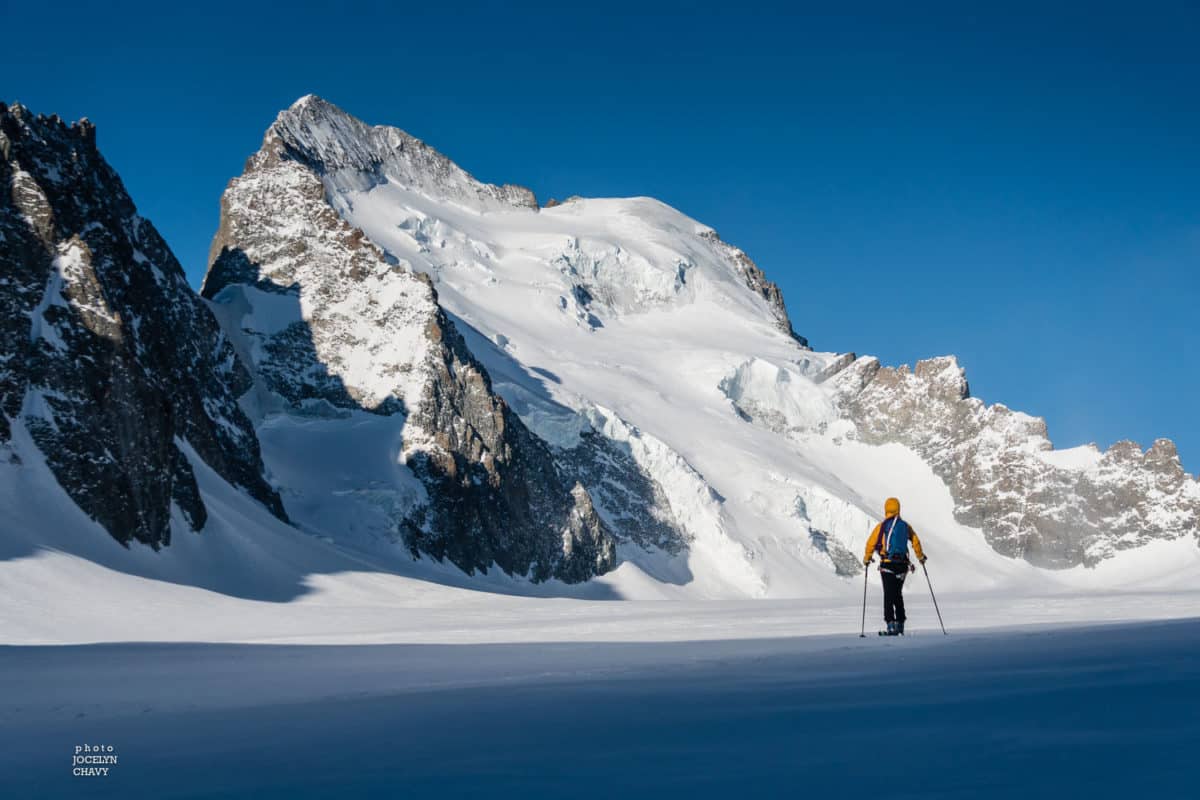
xmin=863 ymin=515 xmax=925 ymax=564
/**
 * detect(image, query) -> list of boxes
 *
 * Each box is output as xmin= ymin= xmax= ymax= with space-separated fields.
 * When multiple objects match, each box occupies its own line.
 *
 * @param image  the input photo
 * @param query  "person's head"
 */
xmin=884 ymin=497 xmax=901 ymax=518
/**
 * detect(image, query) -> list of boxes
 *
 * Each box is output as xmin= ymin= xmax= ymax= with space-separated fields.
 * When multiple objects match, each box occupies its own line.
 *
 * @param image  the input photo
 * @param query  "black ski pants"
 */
xmin=880 ymin=562 xmax=908 ymax=623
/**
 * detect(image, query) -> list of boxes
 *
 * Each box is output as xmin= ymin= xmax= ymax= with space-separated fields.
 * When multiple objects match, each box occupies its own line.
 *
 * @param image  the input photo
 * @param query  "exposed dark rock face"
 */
xmin=402 ymin=303 xmax=616 ymax=581
xmin=698 ymin=229 xmax=808 ymax=347
xmin=806 ymin=528 xmax=861 ymax=578
xmin=0 ymin=102 xmax=285 ymax=547
xmin=559 ymin=431 xmax=687 ymax=555
xmin=426 ymin=317 xmax=691 ymax=558
xmin=821 ymin=354 xmax=1200 ymax=567
xmin=203 ymin=105 xmax=615 ymax=582
xmin=269 ymin=94 xmax=538 ymax=210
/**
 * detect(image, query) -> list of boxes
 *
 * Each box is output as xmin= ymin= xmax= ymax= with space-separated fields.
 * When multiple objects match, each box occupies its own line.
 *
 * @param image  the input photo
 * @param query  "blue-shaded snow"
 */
xmin=2 ymin=619 xmax=1196 ymax=799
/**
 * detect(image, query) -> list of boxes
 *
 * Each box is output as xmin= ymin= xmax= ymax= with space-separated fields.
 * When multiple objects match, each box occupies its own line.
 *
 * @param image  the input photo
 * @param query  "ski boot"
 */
xmin=879 ymin=621 xmax=898 ymax=636
xmin=895 ymin=621 xmax=905 ymax=636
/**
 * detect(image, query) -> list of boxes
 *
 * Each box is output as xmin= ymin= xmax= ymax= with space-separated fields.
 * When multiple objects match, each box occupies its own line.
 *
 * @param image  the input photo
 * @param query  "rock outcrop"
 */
xmin=698 ymin=229 xmax=808 ymax=346
xmin=0 ymin=102 xmax=285 ymax=547
xmin=822 ymin=354 xmax=1200 ymax=566
xmin=268 ymin=95 xmax=538 ymax=211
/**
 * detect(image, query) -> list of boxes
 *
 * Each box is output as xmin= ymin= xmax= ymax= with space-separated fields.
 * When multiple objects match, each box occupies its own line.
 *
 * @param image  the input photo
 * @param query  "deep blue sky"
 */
xmin=5 ymin=1 xmax=1198 ymax=470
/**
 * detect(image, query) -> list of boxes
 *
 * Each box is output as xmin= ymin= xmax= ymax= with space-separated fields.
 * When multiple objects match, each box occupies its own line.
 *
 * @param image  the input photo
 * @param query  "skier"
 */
xmin=863 ymin=497 xmax=926 ymax=636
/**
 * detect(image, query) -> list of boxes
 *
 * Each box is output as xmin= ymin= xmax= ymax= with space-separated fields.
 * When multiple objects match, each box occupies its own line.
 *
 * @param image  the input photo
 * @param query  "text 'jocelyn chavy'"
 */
xmin=72 ymin=743 xmax=118 ymax=777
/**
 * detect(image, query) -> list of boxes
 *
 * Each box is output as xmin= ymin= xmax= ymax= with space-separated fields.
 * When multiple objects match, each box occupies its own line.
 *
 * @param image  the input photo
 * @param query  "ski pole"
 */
xmin=859 ymin=562 xmax=869 ymax=638
xmin=921 ymin=562 xmax=947 ymax=635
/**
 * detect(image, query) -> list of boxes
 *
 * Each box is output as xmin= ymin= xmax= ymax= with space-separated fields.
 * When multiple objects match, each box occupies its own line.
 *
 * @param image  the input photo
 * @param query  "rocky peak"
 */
xmin=267 ymin=95 xmax=538 ymax=211
xmin=697 ymin=228 xmax=808 ymax=346
xmin=912 ymin=356 xmax=971 ymax=400
xmin=1147 ymin=438 xmax=1180 ymax=459
xmin=0 ymin=103 xmax=285 ymax=547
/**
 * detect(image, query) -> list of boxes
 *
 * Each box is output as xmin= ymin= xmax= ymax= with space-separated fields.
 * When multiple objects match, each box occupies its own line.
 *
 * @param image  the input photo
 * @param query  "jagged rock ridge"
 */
xmin=266 ymin=95 xmax=538 ymax=212
xmin=0 ymin=102 xmax=285 ymax=547
xmin=821 ymin=354 xmax=1200 ymax=567
xmin=697 ymin=229 xmax=808 ymax=345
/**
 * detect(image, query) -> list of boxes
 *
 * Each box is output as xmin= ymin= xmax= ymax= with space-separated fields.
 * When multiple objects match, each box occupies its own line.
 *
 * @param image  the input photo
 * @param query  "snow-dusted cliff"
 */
xmin=820 ymin=354 xmax=1200 ymax=567
xmin=0 ymin=102 xmax=285 ymax=547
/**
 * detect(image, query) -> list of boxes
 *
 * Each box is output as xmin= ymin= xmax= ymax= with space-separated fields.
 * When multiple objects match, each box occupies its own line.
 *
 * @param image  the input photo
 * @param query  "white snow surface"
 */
xmin=1036 ymin=442 xmax=1106 ymax=470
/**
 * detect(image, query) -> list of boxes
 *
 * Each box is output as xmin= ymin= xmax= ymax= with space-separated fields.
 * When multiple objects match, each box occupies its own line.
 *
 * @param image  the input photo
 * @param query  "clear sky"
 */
xmin=5 ymin=1 xmax=1198 ymax=471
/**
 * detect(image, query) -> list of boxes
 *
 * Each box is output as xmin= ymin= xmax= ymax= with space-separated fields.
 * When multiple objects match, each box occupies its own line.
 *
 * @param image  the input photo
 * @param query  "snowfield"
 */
xmin=3 ymin=621 xmax=1197 ymax=798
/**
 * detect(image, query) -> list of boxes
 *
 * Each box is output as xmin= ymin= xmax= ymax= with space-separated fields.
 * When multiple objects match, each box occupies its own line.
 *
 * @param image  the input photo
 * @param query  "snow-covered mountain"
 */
xmin=3 ymin=95 xmax=1197 ymax=602
xmin=202 ymin=103 xmax=615 ymax=583
xmin=199 ymin=95 xmax=1197 ymax=592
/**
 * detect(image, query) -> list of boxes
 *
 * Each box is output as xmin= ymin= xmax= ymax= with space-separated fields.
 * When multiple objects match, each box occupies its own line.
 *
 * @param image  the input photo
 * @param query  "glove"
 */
xmin=863 ymin=558 xmax=872 ymax=567
xmin=919 ymin=556 xmax=927 ymax=565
